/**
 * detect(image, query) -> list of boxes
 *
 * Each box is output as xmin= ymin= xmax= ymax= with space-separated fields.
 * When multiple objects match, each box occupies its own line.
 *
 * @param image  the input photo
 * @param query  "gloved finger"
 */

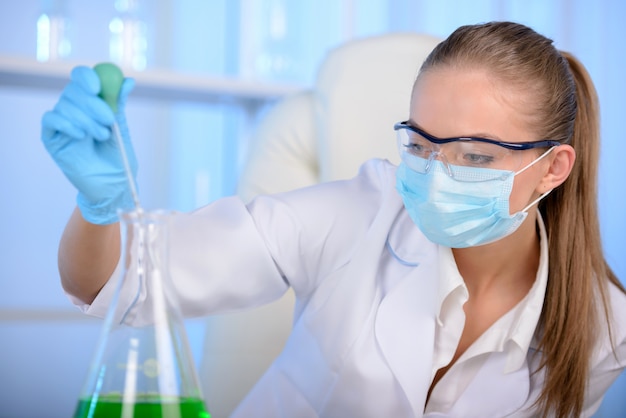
xmin=41 ymin=112 xmax=94 ymax=161
xmin=41 ymin=110 xmax=86 ymax=146
xmin=54 ymin=99 xmax=111 ymax=141
xmin=70 ymin=66 xmax=101 ymax=95
xmin=62 ymin=81 xmax=115 ymax=126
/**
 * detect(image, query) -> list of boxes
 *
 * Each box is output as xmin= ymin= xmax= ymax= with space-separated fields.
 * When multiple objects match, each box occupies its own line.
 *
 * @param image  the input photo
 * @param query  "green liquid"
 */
xmin=73 ymin=393 xmax=211 ymax=418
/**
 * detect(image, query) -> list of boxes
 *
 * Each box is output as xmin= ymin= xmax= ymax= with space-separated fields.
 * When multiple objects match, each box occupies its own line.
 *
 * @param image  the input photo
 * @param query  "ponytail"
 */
xmin=537 ymin=51 xmax=624 ymax=418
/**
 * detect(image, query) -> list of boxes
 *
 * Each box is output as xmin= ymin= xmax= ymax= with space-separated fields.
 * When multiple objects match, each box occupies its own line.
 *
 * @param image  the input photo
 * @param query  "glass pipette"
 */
xmin=94 ymin=62 xmax=141 ymax=210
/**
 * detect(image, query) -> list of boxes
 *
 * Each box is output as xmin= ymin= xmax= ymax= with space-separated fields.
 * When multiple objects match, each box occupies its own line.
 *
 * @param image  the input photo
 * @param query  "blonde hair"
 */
xmin=419 ymin=21 xmax=625 ymax=417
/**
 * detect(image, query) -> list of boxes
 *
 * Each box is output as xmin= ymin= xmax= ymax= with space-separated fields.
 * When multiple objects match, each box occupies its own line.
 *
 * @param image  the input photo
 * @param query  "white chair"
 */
xmin=200 ymin=32 xmax=441 ymax=418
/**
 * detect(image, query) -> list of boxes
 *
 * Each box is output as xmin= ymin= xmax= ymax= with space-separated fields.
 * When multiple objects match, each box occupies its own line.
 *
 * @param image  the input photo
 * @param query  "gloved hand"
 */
xmin=41 ymin=66 xmax=137 ymax=225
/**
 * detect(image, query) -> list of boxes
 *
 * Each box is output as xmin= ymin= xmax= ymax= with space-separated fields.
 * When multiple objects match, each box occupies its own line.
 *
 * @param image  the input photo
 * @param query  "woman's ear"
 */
xmin=539 ymin=144 xmax=576 ymax=192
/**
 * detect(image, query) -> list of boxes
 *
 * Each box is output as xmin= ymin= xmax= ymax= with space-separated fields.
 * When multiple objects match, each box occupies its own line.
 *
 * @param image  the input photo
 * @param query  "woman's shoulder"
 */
xmin=607 ymin=279 xmax=626 ymax=331
xmin=326 ymin=157 xmax=398 ymax=195
xmin=593 ymin=279 xmax=626 ymax=362
xmin=255 ymin=158 xmax=400 ymax=218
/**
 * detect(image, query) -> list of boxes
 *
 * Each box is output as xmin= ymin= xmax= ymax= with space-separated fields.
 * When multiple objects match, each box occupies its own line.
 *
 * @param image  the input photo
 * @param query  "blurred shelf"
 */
xmin=0 ymin=55 xmax=304 ymax=108
xmin=0 ymin=308 xmax=100 ymax=322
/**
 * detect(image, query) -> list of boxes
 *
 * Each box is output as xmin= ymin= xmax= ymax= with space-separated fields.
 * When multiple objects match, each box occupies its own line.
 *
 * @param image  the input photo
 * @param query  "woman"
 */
xmin=42 ymin=21 xmax=625 ymax=417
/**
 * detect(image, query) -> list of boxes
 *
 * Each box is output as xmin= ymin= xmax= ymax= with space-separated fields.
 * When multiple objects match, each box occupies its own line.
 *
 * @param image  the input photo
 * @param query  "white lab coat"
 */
xmin=87 ymin=159 xmax=626 ymax=417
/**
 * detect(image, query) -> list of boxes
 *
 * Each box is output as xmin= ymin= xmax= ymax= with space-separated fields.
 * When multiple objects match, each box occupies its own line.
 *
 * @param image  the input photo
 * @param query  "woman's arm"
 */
xmin=41 ymin=66 xmax=137 ymax=304
xmin=58 ymin=207 xmax=121 ymax=304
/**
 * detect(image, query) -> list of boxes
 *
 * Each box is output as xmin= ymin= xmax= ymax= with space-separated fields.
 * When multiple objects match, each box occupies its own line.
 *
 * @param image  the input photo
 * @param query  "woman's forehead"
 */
xmin=410 ymin=68 xmax=539 ymax=142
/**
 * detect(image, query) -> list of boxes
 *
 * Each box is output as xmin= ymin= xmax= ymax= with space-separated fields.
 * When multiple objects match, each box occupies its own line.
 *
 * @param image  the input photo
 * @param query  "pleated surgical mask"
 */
xmin=395 ymin=148 xmax=554 ymax=248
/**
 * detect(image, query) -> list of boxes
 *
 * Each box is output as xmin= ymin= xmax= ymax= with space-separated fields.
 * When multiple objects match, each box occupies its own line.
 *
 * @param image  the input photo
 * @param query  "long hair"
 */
xmin=418 ymin=21 xmax=625 ymax=417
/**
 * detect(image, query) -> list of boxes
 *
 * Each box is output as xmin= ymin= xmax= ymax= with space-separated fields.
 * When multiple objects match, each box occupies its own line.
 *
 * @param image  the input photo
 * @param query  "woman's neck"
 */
xmin=451 ymin=213 xmax=541 ymax=298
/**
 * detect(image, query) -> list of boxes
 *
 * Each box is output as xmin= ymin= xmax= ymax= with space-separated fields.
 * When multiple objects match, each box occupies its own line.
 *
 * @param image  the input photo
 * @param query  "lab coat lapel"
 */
xmin=375 ymin=212 xmax=439 ymax=416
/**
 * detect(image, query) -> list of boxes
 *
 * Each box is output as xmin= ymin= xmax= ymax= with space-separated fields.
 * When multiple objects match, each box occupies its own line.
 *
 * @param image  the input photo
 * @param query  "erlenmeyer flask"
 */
xmin=73 ymin=209 xmax=210 ymax=418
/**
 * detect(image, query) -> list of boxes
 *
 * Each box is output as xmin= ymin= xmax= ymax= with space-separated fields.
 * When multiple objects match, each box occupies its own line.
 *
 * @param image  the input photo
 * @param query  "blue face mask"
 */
xmin=395 ymin=150 xmax=553 ymax=248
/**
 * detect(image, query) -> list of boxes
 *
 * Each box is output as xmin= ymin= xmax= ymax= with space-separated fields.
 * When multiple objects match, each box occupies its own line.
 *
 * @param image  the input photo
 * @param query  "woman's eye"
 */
xmin=463 ymin=153 xmax=495 ymax=165
xmin=405 ymin=143 xmax=427 ymax=155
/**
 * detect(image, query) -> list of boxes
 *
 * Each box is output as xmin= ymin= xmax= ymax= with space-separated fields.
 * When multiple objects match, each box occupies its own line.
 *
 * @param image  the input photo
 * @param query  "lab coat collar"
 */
xmin=463 ymin=211 xmax=549 ymax=373
xmin=386 ymin=208 xmax=435 ymax=265
xmin=436 ymin=246 xmax=468 ymax=327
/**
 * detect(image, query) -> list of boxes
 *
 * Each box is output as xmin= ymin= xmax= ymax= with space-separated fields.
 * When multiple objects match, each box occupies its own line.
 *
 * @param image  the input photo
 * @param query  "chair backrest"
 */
xmin=238 ymin=32 xmax=441 ymax=201
xmin=201 ymin=32 xmax=441 ymax=418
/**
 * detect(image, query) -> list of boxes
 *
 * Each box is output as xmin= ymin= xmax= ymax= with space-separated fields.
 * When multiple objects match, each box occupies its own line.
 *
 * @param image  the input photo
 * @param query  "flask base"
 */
xmin=73 ymin=393 xmax=210 ymax=418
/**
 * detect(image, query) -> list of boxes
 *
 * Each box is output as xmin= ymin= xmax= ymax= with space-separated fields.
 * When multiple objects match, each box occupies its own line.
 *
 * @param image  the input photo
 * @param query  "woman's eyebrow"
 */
xmin=407 ymin=118 xmax=504 ymax=141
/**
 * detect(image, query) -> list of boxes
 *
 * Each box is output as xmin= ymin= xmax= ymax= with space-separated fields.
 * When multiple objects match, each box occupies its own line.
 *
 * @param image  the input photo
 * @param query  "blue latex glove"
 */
xmin=42 ymin=66 xmax=137 ymax=224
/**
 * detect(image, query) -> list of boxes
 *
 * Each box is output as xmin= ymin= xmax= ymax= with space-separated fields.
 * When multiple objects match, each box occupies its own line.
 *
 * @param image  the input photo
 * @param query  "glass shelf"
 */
xmin=0 ymin=55 xmax=304 ymax=109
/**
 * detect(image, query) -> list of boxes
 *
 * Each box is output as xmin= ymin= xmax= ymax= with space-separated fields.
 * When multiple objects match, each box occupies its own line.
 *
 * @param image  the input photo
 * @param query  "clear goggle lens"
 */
xmin=396 ymin=127 xmax=523 ymax=182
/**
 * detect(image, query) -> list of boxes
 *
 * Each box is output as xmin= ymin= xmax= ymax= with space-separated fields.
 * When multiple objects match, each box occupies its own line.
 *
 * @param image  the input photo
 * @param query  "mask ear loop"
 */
xmin=516 ymin=146 xmax=557 ymax=213
xmin=515 ymin=146 xmax=556 ymax=176
xmin=521 ymin=189 xmax=552 ymax=212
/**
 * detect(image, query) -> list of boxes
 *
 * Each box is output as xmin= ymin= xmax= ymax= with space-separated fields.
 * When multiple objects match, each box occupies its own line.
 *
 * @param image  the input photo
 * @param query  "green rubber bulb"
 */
xmin=94 ymin=62 xmax=124 ymax=113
